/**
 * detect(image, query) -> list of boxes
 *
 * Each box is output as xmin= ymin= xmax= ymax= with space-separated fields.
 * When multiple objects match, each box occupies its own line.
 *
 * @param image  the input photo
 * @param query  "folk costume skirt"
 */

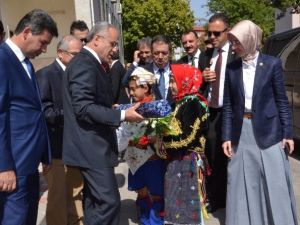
xmin=164 ymin=153 xmax=208 ymax=225
xmin=226 ymin=118 xmax=298 ymax=225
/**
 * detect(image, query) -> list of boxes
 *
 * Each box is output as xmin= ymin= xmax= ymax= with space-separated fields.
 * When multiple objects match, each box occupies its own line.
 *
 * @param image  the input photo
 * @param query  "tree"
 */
xmin=122 ymin=0 xmax=194 ymax=61
xmin=208 ymin=0 xmax=275 ymax=38
xmin=208 ymin=0 xmax=300 ymax=39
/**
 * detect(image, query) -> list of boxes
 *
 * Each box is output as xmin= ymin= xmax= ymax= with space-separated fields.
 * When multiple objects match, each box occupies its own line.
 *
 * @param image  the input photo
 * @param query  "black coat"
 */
xmin=62 ymin=48 xmax=121 ymax=169
xmin=36 ymin=60 xmax=64 ymax=159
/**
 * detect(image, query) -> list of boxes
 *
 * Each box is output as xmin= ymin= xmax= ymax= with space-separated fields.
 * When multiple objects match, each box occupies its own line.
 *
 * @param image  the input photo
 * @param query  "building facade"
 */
xmin=0 ymin=0 xmax=124 ymax=69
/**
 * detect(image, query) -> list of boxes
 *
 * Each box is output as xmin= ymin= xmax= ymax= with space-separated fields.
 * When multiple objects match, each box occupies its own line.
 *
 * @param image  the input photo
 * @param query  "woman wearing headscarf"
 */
xmin=162 ymin=64 xmax=210 ymax=225
xmin=222 ymin=20 xmax=298 ymax=225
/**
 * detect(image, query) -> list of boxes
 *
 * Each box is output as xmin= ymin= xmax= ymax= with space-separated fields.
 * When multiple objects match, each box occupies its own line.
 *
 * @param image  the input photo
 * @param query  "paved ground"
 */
xmin=37 ymin=155 xmax=300 ymax=225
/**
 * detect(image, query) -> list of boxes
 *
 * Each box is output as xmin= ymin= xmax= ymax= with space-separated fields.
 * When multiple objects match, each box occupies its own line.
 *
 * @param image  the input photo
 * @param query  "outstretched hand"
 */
xmin=125 ymin=102 xmax=144 ymax=122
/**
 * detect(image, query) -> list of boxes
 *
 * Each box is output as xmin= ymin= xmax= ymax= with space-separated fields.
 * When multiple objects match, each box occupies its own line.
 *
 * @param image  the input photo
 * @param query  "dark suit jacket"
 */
xmin=176 ymin=49 xmax=212 ymax=72
xmin=199 ymin=46 xmax=238 ymax=98
xmin=36 ymin=60 xmax=64 ymax=159
xmin=62 ymin=48 xmax=121 ymax=169
xmin=0 ymin=43 xmax=51 ymax=175
xmin=222 ymin=53 xmax=293 ymax=149
xmin=109 ymin=60 xmax=128 ymax=104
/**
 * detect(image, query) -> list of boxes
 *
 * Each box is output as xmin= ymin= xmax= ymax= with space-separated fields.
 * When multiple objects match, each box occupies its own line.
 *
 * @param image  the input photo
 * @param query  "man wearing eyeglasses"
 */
xmin=202 ymin=13 xmax=239 ymax=213
xmin=36 ymin=35 xmax=83 ymax=225
xmin=70 ymin=20 xmax=89 ymax=45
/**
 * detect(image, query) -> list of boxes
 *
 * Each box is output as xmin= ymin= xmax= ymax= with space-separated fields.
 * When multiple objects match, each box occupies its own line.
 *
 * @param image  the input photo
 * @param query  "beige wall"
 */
xmin=0 ymin=0 xmax=77 ymax=69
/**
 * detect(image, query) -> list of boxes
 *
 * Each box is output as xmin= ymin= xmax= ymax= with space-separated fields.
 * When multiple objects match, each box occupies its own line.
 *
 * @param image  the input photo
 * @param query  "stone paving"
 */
xmin=37 ymin=156 xmax=300 ymax=225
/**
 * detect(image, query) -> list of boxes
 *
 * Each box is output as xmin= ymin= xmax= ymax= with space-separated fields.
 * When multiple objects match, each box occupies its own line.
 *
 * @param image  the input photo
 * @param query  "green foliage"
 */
xmin=122 ymin=0 xmax=194 ymax=61
xmin=208 ymin=0 xmax=275 ymax=39
xmin=271 ymin=0 xmax=297 ymax=9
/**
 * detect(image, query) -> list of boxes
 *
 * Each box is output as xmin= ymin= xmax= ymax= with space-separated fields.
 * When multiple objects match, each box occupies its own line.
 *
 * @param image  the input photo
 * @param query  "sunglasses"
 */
xmin=80 ymin=38 xmax=87 ymax=43
xmin=208 ymin=28 xmax=228 ymax=37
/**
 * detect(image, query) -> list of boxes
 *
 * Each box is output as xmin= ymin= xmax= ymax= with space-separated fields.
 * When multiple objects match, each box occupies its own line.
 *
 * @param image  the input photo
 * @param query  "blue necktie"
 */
xmin=158 ymin=68 xmax=165 ymax=99
xmin=24 ymin=58 xmax=33 ymax=79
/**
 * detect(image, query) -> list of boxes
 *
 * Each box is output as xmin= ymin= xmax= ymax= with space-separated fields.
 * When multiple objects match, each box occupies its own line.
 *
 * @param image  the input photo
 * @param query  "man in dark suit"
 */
xmin=62 ymin=22 xmax=143 ymax=225
xmin=36 ymin=35 xmax=82 ymax=225
xmin=0 ymin=9 xmax=58 ymax=225
xmin=143 ymin=35 xmax=173 ymax=102
xmin=176 ymin=30 xmax=211 ymax=72
xmin=108 ymin=48 xmax=129 ymax=104
xmin=70 ymin=20 xmax=89 ymax=45
xmin=202 ymin=13 xmax=238 ymax=212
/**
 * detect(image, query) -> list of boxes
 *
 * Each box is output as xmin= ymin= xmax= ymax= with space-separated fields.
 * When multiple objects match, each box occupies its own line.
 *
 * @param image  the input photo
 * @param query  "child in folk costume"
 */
xmin=162 ymin=64 xmax=210 ymax=225
xmin=117 ymin=67 xmax=165 ymax=225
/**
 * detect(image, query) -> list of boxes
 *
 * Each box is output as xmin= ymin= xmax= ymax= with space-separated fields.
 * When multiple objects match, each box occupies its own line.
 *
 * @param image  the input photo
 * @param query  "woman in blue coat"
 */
xmin=222 ymin=20 xmax=298 ymax=225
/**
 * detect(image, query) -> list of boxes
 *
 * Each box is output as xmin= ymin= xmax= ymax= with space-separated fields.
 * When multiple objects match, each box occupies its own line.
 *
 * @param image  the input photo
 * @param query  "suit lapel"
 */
xmin=235 ymin=58 xmax=245 ymax=98
xmin=3 ymin=43 xmax=41 ymax=105
xmin=252 ymin=53 xmax=264 ymax=106
xmin=227 ymin=45 xmax=237 ymax=64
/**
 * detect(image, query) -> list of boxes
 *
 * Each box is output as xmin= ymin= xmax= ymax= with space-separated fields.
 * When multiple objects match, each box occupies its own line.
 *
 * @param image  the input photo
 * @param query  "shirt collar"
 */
xmin=56 ymin=58 xmax=66 ymax=71
xmin=153 ymin=63 xmax=170 ymax=74
xmin=83 ymin=46 xmax=102 ymax=64
xmin=219 ymin=41 xmax=230 ymax=53
xmin=189 ymin=49 xmax=201 ymax=60
xmin=6 ymin=38 xmax=26 ymax=62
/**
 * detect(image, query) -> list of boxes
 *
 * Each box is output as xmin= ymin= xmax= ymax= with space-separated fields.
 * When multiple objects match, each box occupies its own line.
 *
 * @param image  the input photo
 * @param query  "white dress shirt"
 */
xmin=56 ymin=58 xmax=66 ymax=71
xmin=208 ymin=41 xmax=230 ymax=107
xmin=6 ymin=38 xmax=31 ymax=79
xmin=153 ymin=63 xmax=170 ymax=99
xmin=189 ymin=49 xmax=201 ymax=67
xmin=243 ymin=52 xmax=259 ymax=112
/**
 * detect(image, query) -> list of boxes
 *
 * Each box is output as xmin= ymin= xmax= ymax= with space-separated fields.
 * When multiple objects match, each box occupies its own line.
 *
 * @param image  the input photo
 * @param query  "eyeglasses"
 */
xmin=208 ymin=28 xmax=228 ymax=37
xmin=64 ymin=51 xmax=78 ymax=56
xmin=80 ymin=38 xmax=87 ymax=43
xmin=97 ymin=35 xmax=118 ymax=48
xmin=229 ymin=40 xmax=241 ymax=46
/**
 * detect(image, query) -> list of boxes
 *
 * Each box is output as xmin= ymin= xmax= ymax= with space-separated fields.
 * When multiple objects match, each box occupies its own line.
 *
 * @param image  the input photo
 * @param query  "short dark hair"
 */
xmin=14 ymin=9 xmax=58 ymax=37
xmin=151 ymin=35 xmax=172 ymax=51
xmin=70 ymin=20 xmax=89 ymax=34
xmin=137 ymin=37 xmax=152 ymax=49
xmin=209 ymin=13 xmax=230 ymax=28
xmin=182 ymin=30 xmax=198 ymax=39
xmin=0 ymin=20 xmax=4 ymax=33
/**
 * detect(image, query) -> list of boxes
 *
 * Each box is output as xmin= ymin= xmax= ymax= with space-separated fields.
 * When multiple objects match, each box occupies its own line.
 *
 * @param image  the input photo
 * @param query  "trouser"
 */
xmin=0 ymin=172 xmax=39 ymax=225
xmin=206 ymin=107 xmax=227 ymax=209
xmin=65 ymin=165 xmax=84 ymax=225
xmin=81 ymin=167 xmax=121 ymax=225
xmin=45 ymin=159 xmax=67 ymax=225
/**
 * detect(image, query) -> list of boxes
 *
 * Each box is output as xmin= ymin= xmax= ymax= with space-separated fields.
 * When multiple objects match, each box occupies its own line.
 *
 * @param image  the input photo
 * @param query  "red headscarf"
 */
xmin=170 ymin=64 xmax=207 ymax=104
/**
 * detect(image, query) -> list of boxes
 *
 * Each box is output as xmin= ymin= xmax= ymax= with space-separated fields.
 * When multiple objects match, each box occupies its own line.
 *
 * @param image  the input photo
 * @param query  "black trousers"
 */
xmin=80 ymin=167 xmax=120 ymax=225
xmin=205 ymin=107 xmax=228 ymax=209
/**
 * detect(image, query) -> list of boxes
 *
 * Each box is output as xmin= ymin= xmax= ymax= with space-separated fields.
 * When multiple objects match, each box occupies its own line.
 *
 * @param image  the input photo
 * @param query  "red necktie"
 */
xmin=101 ymin=62 xmax=110 ymax=73
xmin=210 ymin=49 xmax=222 ymax=108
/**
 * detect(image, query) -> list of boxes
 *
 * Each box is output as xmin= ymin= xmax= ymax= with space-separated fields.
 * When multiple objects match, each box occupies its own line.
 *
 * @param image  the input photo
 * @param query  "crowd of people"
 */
xmin=0 ymin=8 xmax=298 ymax=225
